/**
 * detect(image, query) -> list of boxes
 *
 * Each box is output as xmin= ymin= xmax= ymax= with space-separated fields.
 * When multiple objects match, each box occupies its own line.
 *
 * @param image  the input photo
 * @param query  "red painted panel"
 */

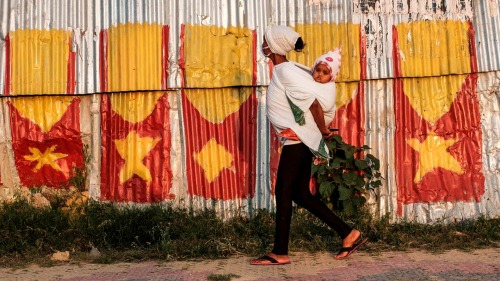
xmin=181 ymin=89 xmax=258 ymax=200
xmin=100 ymin=93 xmax=173 ymax=202
xmin=9 ymin=98 xmax=83 ymax=187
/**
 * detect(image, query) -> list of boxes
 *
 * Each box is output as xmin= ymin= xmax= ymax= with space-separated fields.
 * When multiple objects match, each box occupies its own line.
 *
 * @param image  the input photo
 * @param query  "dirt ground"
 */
xmin=1 ymin=248 xmax=499 ymax=281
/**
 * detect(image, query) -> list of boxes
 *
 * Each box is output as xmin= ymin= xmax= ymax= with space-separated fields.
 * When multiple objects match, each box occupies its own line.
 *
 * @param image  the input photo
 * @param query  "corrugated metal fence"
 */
xmin=0 ymin=0 xmax=499 ymax=223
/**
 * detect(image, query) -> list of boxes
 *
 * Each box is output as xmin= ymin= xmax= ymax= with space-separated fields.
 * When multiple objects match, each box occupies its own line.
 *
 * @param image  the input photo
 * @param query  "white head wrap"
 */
xmin=312 ymin=48 xmax=342 ymax=81
xmin=264 ymin=26 xmax=301 ymax=56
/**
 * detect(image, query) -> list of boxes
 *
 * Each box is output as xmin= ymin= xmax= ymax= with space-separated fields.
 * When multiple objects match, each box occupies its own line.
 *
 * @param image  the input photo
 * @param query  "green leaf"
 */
xmin=352 ymin=195 xmax=366 ymax=208
xmin=342 ymin=172 xmax=358 ymax=186
xmin=331 ymin=174 xmax=343 ymax=184
xmin=354 ymin=159 xmax=368 ymax=169
xmin=330 ymin=157 xmax=343 ymax=169
xmin=342 ymin=199 xmax=354 ymax=215
xmin=331 ymin=135 xmax=343 ymax=144
xmin=319 ymin=181 xmax=334 ymax=198
xmin=338 ymin=185 xmax=352 ymax=200
xmin=345 ymin=151 xmax=355 ymax=160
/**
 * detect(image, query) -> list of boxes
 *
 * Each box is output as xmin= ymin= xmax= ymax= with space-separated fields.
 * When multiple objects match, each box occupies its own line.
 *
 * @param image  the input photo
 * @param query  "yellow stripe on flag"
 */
xmin=10 ymin=29 xmax=70 ymax=95
xmin=183 ymin=24 xmax=254 ymax=87
xmin=108 ymin=23 xmax=163 ymax=91
xmin=397 ymin=20 xmax=471 ymax=77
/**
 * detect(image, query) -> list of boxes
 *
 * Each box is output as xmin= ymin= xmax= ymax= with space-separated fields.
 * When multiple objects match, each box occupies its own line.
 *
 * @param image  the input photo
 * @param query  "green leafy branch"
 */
xmin=312 ymin=135 xmax=383 ymax=215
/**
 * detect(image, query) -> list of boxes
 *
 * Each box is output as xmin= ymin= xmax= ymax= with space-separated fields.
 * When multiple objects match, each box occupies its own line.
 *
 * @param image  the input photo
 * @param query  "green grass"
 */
xmin=0 ymin=199 xmax=498 ymax=268
xmin=207 ymin=273 xmax=240 ymax=281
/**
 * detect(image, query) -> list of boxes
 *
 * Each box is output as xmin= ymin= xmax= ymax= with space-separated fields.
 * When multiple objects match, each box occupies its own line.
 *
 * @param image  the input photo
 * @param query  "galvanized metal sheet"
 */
xmin=0 ymin=0 xmax=499 ymax=223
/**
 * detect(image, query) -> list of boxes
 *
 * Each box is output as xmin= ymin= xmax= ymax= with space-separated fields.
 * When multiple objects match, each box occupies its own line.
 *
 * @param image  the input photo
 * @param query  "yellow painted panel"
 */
xmin=288 ymin=23 xmax=361 ymax=83
xmin=11 ymin=96 xmax=74 ymax=132
xmin=110 ymin=91 xmax=165 ymax=123
xmin=185 ymin=88 xmax=251 ymax=124
xmin=10 ymin=29 xmax=70 ymax=95
xmin=336 ymin=82 xmax=359 ymax=109
xmin=184 ymin=25 xmax=254 ymax=87
xmin=402 ymin=75 xmax=467 ymax=124
xmin=397 ymin=20 xmax=471 ymax=77
xmin=108 ymin=23 xmax=163 ymax=91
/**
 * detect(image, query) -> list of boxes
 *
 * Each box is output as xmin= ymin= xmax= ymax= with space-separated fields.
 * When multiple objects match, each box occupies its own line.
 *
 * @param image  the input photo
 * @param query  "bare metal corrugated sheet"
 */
xmin=0 ymin=0 xmax=499 ymax=223
xmin=473 ymin=0 xmax=500 ymax=73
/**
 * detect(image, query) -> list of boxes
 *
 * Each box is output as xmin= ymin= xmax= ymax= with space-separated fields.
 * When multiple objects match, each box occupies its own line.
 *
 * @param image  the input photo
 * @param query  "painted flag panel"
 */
xmin=393 ymin=20 xmax=484 ymax=215
xmin=100 ymin=23 xmax=168 ymax=92
xmin=7 ymin=29 xmax=74 ymax=95
xmin=182 ymin=88 xmax=258 ymax=200
xmin=100 ymin=92 xmax=173 ymax=202
xmin=181 ymin=24 xmax=256 ymax=88
xmin=9 ymin=96 xmax=83 ymax=187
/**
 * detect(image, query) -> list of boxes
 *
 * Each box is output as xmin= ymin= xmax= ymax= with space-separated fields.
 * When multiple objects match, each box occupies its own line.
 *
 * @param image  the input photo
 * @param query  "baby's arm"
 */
xmin=309 ymin=99 xmax=334 ymax=138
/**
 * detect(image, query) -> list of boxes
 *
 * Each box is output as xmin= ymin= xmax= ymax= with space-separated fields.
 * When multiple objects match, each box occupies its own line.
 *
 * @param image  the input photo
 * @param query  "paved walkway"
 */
xmin=1 ymin=248 xmax=499 ymax=280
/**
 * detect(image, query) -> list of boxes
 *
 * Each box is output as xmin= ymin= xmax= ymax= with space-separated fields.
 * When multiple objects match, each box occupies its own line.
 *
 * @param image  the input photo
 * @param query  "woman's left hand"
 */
xmin=322 ymin=130 xmax=335 ymax=139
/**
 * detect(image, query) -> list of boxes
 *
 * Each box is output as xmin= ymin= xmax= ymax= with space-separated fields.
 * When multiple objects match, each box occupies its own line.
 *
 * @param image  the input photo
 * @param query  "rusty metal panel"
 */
xmin=363 ymin=79 xmax=396 ymax=218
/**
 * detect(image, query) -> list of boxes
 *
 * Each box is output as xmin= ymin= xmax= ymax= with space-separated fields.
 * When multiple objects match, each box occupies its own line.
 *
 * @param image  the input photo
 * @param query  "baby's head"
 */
xmin=312 ymin=48 xmax=341 ymax=83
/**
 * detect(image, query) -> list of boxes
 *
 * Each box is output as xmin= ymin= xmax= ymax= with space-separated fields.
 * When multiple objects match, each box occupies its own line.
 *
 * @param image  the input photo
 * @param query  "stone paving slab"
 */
xmin=1 ymin=248 xmax=498 ymax=281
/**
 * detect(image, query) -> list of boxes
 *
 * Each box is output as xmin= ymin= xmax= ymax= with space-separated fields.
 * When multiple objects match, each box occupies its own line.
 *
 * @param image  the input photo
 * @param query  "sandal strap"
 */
xmin=258 ymin=255 xmax=279 ymax=263
xmin=337 ymin=247 xmax=353 ymax=254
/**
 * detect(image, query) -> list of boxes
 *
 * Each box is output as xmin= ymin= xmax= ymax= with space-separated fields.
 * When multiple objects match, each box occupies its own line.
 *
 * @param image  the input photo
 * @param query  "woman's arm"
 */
xmin=309 ymin=99 xmax=335 ymax=138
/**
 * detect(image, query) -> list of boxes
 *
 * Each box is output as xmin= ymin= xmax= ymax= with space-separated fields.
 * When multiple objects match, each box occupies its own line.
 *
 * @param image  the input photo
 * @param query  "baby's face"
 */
xmin=312 ymin=63 xmax=332 ymax=83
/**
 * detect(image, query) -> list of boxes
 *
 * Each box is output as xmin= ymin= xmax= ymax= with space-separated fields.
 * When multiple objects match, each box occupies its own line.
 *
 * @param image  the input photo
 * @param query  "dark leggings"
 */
xmin=272 ymin=143 xmax=352 ymax=255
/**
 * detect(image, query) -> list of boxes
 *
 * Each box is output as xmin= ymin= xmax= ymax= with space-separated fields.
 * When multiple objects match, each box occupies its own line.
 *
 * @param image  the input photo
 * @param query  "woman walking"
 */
xmin=250 ymin=25 xmax=366 ymax=265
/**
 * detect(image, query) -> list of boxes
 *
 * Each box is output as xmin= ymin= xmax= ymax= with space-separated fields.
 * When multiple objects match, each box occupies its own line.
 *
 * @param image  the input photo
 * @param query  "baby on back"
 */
xmin=279 ymin=48 xmax=341 ymax=141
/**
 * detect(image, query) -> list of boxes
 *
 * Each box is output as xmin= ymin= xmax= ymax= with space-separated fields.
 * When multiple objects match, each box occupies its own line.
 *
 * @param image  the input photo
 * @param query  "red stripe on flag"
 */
xmin=179 ymin=24 xmax=186 ymax=88
xmin=330 ymin=83 xmax=365 ymax=148
xmin=4 ymin=34 xmax=11 ymax=95
xmin=66 ymin=38 xmax=76 ymax=94
xmin=161 ymin=26 xmax=169 ymax=90
xmin=468 ymin=21 xmax=478 ymax=73
xmin=99 ymin=30 xmax=108 ymax=92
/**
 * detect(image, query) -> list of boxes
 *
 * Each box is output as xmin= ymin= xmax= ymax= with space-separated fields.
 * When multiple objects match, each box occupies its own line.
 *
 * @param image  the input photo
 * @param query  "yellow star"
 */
xmin=114 ymin=131 xmax=160 ymax=183
xmin=407 ymin=134 xmax=464 ymax=183
xmin=194 ymin=138 xmax=234 ymax=183
xmin=23 ymin=145 xmax=68 ymax=171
